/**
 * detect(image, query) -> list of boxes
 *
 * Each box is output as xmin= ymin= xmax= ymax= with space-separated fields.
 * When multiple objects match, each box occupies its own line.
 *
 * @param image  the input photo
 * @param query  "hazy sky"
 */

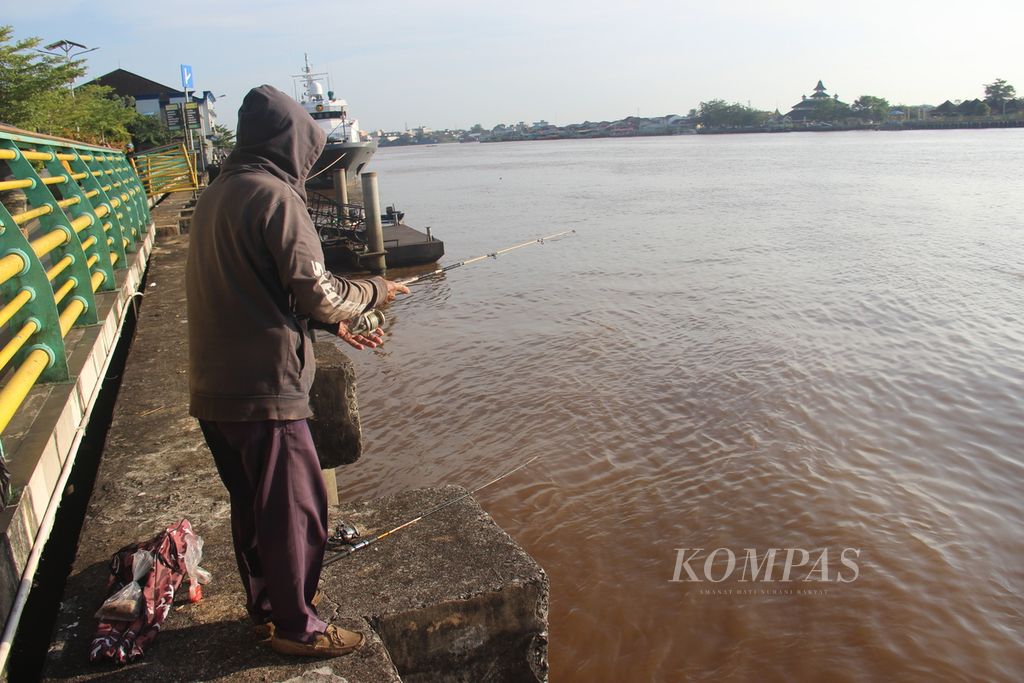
xmin=8 ymin=1 xmax=1023 ymax=131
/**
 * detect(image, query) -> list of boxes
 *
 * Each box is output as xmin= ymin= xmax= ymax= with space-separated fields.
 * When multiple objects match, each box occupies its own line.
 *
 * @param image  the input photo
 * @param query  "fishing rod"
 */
xmin=347 ymin=229 xmax=575 ymax=335
xmin=323 ymin=454 xmax=542 ymax=565
xmin=396 ymin=229 xmax=576 ymax=286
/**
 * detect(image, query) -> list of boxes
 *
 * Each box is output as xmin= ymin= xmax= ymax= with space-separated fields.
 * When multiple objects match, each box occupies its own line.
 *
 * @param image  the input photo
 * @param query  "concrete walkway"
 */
xmin=40 ymin=234 xmax=548 ymax=682
xmin=41 ymin=236 xmax=400 ymax=682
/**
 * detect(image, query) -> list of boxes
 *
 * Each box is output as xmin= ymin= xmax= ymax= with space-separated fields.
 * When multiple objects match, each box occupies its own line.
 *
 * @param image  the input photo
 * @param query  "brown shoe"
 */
xmin=270 ymin=624 xmax=365 ymax=658
xmin=253 ymin=591 xmax=324 ymax=643
xmin=254 ymin=622 xmax=274 ymax=642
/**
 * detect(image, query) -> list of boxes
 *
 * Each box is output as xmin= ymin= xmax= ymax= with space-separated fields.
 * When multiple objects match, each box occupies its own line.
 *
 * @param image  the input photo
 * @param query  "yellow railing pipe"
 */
xmin=45 ymin=255 xmax=74 ymax=282
xmin=30 ymin=228 xmax=68 ymax=259
xmin=59 ymin=299 xmax=86 ymax=336
xmin=12 ymin=205 xmax=52 ymax=225
xmin=70 ymin=214 xmax=92 ymax=233
xmin=0 ymin=348 xmax=52 ymax=434
xmin=0 ymin=253 xmax=27 ymax=286
xmin=19 ymin=151 xmax=53 ymax=162
xmin=0 ymin=320 xmax=39 ymax=372
xmin=53 ymin=278 xmax=75 ymax=304
xmin=0 ymin=289 xmax=33 ymax=328
xmin=0 ymin=179 xmax=33 ymax=192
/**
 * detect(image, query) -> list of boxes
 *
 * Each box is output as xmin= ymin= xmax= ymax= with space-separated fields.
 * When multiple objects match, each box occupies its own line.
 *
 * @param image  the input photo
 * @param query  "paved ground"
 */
xmin=41 ymin=235 xmax=401 ymax=682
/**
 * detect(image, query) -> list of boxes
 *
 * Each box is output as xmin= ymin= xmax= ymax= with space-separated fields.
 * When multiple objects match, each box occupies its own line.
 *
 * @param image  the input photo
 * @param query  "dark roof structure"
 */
xmin=86 ymin=68 xmax=207 ymax=102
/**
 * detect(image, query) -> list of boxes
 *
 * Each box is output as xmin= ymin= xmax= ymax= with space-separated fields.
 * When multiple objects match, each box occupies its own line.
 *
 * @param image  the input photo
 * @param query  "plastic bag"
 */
xmin=95 ymin=549 xmax=153 ymax=621
xmin=183 ymin=531 xmax=212 ymax=602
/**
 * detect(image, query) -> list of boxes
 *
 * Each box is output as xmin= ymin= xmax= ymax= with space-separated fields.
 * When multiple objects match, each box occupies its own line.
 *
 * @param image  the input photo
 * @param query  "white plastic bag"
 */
xmin=183 ymin=531 xmax=212 ymax=602
xmin=95 ymin=549 xmax=153 ymax=621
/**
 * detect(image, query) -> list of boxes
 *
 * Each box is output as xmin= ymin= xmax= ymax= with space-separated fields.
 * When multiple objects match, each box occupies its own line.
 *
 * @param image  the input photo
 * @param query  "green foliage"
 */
xmin=0 ymin=25 xmax=138 ymax=145
xmin=210 ymin=123 xmax=234 ymax=148
xmin=852 ymin=95 xmax=890 ymax=122
xmin=209 ymin=123 xmax=235 ymax=159
xmin=0 ymin=25 xmax=84 ymax=126
xmin=22 ymin=85 xmax=137 ymax=145
xmin=696 ymin=99 xmax=769 ymax=128
xmin=127 ymin=113 xmax=173 ymax=150
xmin=983 ymin=78 xmax=1016 ymax=111
xmin=809 ymin=98 xmax=852 ymax=122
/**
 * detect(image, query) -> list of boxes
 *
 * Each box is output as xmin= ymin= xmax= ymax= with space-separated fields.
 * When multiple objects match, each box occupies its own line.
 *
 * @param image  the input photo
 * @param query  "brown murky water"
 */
xmin=333 ymin=131 xmax=1024 ymax=682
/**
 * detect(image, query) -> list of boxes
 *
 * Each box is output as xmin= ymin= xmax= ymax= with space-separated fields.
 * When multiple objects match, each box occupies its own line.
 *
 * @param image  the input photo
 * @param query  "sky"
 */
xmin=7 ymin=0 xmax=1024 ymax=132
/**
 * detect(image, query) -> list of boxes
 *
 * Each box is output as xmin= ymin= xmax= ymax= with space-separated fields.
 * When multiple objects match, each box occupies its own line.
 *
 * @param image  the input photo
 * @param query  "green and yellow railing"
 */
xmin=0 ymin=124 xmax=151 ymax=453
xmin=132 ymin=142 xmax=199 ymax=195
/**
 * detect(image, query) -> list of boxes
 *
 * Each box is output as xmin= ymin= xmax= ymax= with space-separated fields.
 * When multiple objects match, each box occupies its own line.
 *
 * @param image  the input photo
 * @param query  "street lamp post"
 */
xmin=36 ymin=39 xmax=99 ymax=97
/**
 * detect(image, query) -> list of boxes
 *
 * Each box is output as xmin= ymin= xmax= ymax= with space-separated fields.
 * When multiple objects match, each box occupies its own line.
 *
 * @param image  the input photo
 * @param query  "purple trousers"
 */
xmin=199 ymin=419 xmax=328 ymax=641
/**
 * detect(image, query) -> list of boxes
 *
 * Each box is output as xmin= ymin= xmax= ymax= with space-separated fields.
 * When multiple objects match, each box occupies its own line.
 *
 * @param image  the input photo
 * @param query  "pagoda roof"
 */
xmin=814 ymin=80 xmax=826 ymax=91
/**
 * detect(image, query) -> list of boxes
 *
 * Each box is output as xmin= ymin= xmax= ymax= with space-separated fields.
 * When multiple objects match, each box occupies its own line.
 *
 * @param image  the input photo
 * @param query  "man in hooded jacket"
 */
xmin=186 ymin=85 xmax=408 ymax=657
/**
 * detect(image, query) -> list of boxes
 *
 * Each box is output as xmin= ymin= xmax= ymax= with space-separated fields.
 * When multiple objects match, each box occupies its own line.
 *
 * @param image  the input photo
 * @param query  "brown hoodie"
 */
xmin=186 ymin=85 xmax=387 ymax=421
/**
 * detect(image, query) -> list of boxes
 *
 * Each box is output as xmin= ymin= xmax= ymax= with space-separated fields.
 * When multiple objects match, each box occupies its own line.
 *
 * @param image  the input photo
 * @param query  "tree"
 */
xmin=127 ymin=113 xmax=172 ymax=150
xmin=0 ymin=25 xmax=84 ymax=126
xmin=0 ymin=25 xmax=138 ymax=145
xmin=696 ymin=99 xmax=769 ymax=128
xmin=209 ymin=124 xmax=235 ymax=159
xmin=809 ymin=98 xmax=852 ymax=122
xmin=852 ymin=95 xmax=890 ymax=122
xmin=21 ymin=85 xmax=137 ymax=145
xmin=983 ymin=78 xmax=1016 ymax=113
xmin=470 ymin=123 xmax=484 ymax=134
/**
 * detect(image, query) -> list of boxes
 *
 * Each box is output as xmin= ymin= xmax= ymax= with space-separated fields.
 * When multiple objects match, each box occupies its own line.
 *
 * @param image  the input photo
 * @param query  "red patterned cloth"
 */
xmin=89 ymin=519 xmax=195 ymax=664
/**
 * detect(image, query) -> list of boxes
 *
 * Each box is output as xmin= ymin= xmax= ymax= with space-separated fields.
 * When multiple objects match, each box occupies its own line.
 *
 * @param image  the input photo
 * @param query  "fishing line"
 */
xmin=306 ymin=151 xmax=349 ymax=182
xmin=396 ymin=229 xmax=576 ymax=286
xmin=323 ymin=454 xmax=542 ymax=566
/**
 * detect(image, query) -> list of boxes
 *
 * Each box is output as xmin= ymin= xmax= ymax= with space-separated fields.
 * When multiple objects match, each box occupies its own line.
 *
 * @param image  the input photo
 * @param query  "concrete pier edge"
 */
xmin=31 ymin=233 xmax=549 ymax=681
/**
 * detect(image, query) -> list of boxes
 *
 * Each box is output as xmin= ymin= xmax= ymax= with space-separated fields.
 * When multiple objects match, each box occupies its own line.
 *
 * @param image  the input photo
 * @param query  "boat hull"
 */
xmin=309 ymin=140 xmax=377 ymax=186
xmin=323 ymin=223 xmax=445 ymax=272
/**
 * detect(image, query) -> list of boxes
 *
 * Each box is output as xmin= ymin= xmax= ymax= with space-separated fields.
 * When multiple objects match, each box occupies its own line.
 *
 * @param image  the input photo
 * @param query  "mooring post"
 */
xmin=361 ymin=171 xmax=387 ymax=274
xmin=322 ymin=467 xmax=340 ymax=506
xmin=332 ymin=166 xmax=348 ymax=209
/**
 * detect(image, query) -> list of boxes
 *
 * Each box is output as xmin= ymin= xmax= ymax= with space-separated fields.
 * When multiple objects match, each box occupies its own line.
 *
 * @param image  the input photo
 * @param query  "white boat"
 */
xmin=293 ymin=54 xmax=377 ymax=186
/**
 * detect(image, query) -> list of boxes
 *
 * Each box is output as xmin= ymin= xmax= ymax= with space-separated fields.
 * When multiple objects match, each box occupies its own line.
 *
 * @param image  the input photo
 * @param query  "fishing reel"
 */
xmin=328 ymin=522 xmax=361 ymax=548
xmin=349 ymin=309 xmax=385 ymax=336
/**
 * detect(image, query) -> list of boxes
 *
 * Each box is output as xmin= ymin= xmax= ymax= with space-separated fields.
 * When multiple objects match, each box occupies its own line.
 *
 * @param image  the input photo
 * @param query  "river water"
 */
xmin=334 ymin=131 xmax=1024 ymax=682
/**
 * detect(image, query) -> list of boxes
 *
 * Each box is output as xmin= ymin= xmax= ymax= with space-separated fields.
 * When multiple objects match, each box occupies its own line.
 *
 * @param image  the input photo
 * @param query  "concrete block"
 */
xmin=0 ymin=491 xmax=35 ymax=583
xmin=25 ymin=467 xmax=49 ymax=535
xmin=51 ymin=395 xmax=80 ymax=461
xmin=325 ymin=486 xmax=549 ymax=682
xmin=155 ymin=224 xmax=180 ymax=239
xmin=308 ymin=342 xmax=362 ymax=469
xmin=36 ymin=434 xmax=61 ymax=494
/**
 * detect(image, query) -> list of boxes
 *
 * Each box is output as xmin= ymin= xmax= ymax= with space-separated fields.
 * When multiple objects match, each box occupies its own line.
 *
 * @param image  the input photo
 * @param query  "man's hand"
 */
xmin=385 ymin=279 xmax=410 ymax=302
xmin=336 ymin=320 xmax=384 ymax=351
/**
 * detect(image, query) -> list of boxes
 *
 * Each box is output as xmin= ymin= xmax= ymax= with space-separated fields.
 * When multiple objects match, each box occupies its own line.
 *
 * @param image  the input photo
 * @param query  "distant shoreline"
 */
xmin=380 ymin=118 xmax=1024 ymax=147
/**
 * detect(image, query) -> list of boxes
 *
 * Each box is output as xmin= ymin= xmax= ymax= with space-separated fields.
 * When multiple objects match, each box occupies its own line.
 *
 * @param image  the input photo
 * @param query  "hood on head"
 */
xmin=224 ymin=85 xmax=326 ymax=197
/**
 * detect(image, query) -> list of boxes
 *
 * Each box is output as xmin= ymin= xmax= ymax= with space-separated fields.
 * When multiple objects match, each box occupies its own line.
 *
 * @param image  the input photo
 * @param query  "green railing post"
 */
xmin=64 ymin=151 xmax=129 ymax=274
xmin=36 ymin=145 xmax=118 ymax=294
xmin=0 ymin=141 xmax=99 ymax=329
xmin=0 ymin=200 xmax=69 ymax=384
